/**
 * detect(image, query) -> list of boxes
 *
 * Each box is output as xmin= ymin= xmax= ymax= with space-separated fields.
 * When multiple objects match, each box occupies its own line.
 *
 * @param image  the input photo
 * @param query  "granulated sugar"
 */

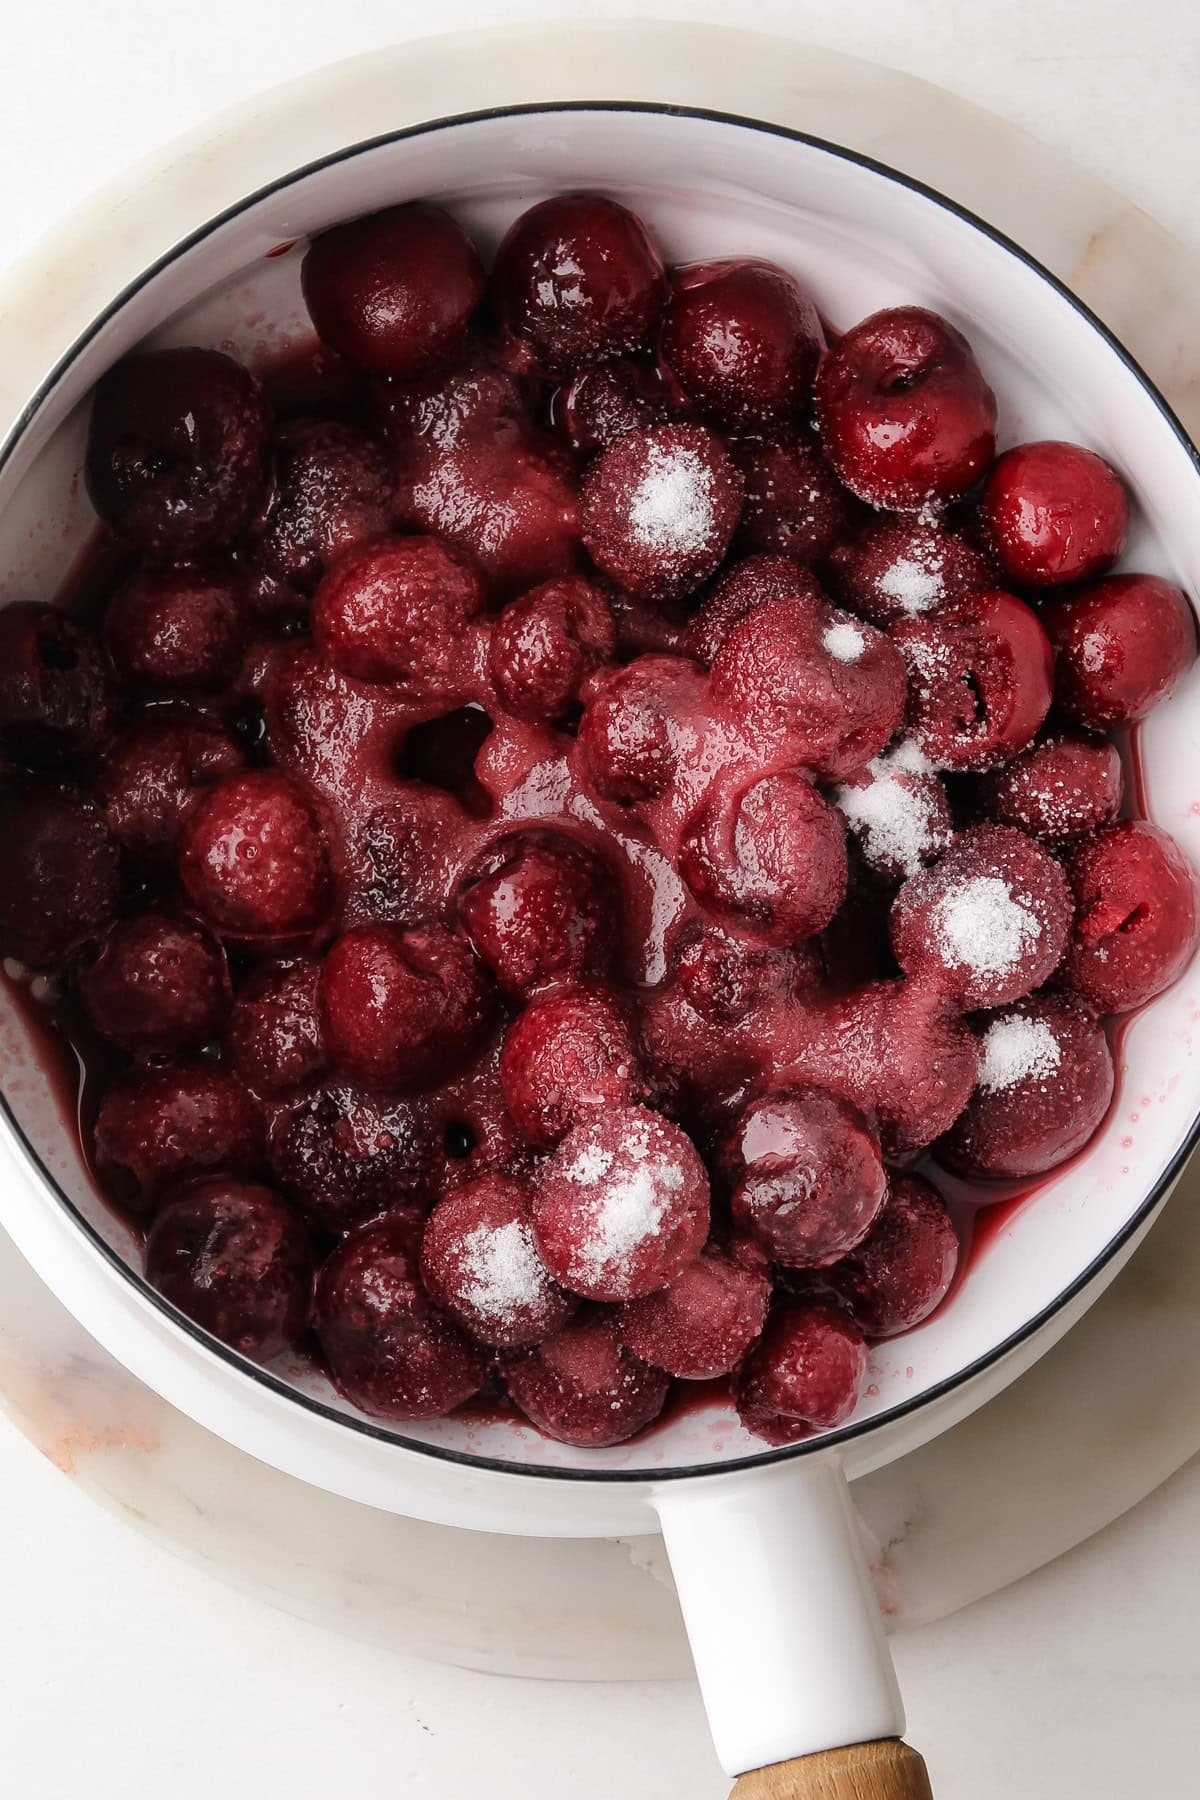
xmin=934 ymin=875 xmax=1039 ymax=976
xmin=877 ymin=554 xmax=945 ymax=616
xmin=823 ymin=620 xmax=867 ymax=663
xmin=628 ymin=442 xmax=717 ymax=554
xmin=564 ymin=1119 xmax=684 ymax=1279
xmin=836 ymin=757 xmax=951 ymax=877
xmin=459 ymin=1219 xmax=550 ymax=1326
xmin=978 ymin=1014 xmax=1062 ymax=1093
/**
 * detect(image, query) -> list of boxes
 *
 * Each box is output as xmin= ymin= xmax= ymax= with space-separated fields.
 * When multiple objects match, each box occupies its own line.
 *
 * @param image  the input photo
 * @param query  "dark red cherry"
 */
xmin=660 ymin=258 xmax=824 ymax=431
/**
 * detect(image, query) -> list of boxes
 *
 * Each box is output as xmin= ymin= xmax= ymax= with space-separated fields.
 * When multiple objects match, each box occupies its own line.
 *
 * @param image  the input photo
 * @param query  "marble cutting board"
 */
xmin=1 ymin=21 xmax=1199 ymax=1682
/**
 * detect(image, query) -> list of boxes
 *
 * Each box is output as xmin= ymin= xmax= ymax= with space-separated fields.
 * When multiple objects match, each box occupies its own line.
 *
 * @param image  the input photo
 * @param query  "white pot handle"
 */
xmin=653 ymin=1457 xmax=932 ymax=1797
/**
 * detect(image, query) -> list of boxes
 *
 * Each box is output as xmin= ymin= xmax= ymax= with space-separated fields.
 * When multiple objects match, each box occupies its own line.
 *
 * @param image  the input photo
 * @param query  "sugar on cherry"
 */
xmin=1060 ymin=819 xmax=1200 ymax=1015
xmin=1042 ymin=573 xmax=1196 ymax=729
xmin=95 ymin=716 xmax=245 ymax=864
xmin=725 ymin=1085 xmax=888 ymax=1268
xmin=981 ymin=439 xmax=1128 ymax=587
xmin=0 ymin=602 xmax=113 ymax=766
xmin=488 ymin=576 xmax=616 ymax=722
xmin=301 ymin=202 xmax=485 ymax=377
xmin=502 ymin=1307 xmax=670 ymax=1448
xmin=532 ymin=1103 xmax=710 ymax=1302
xmin=145 ymin=1178 xmax=313 ymax=1360
xmin=893 ymin=588 xmax=1053 ymax=772
xmin=250 ymin=417 xmax=394 ymax=593
xmin=420 ymin=1173 xmax=575 ymax=1350
xmin=104 ymin=565 xmax=244 ymax=692
xmin=824 ymin=515 xmax=995 ymax=629
xmin=824 ymin=1173 xmax=958 ymax=1338
xmin=660 ymin=258 xmax=824 ymax=431
xmin=976 ymin=731 xmax=1123 ymax=846
xmin=319 ymin=921 xmax=492 ymax=1090
xmin=490 ymin=194 xmax=668 ymax=376
xmin=85 ymin=347 xmax=269 ymax=561
xmin=314 ymin=1211 xmax=486 ymax=1421
xmin=312 ymin=533 xmax=482 ymax=690
xmin=499 ymin=981 xmax=646 ymax=1150
xmin=617 ymin=1245 xmax=770 ymax=1380
xmin=732 ymin=435 xmax=855 ymax=565
xmin=0 ymin=778 xmax=121 ymax=968
xmin=79 ymin=911 xmax=230 ymax=1053
xmin=735 ymin=1299 xmax=868 ymax=1443
xmin=937 ymin=993 xmax=1115 ymax=1180
xmin=679 ymin=769 xmax=848 ymax=946
xmin=814 ymin=305 xmax=997 ymax=511
xmin=270 ymin=1079 xmax=435 ymax=1232
xmin=580 ymin=422 xmax=744 ymax=604
xmin=93 ymin=1060 xmax=264 ymax=1212
xmin=179 ymin=769 xmax=332 ymax=942
xmin=889 ymin=823 xmax=1074 ymax=1010
xmin=457 ymin=828 xmax=617 ymax=997
xmin=227 ymin=957 xmax=328 ymax=1096
xmin=708 ymin=590 xmax=906 ymax=781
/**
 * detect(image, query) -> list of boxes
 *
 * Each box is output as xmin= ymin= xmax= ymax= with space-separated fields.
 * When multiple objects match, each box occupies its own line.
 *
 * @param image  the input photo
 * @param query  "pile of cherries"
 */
xmin=1 ymin=190 xmax=1196 ymax=1450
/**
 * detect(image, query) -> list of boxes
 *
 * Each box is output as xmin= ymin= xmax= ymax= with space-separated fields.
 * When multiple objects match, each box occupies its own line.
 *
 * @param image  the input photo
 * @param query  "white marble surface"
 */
xmin=2 ymin=7 xmax=1200 ymax=1798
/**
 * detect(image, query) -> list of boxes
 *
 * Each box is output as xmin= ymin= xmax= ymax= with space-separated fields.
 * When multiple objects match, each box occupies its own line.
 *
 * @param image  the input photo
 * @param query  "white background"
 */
xmin=2 ymin=4 xmax=1199 ymax=1796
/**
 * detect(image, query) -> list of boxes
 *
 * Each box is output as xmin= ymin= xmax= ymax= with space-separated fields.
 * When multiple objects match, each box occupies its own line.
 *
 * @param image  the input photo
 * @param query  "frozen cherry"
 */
xmin=726 ymin=1086 xmax=887 ymax=1268
xmin=834 ymin=746 xmax=953 ymax=881
xmin=661 ymin=259 xmax=823 ymax=431
xmin=1042 ymin=574 xmax=1196 ymax=728
xmin=314 ymin=1213 xmax=486 ymax=1420
xmin=617 ymin=1246 xmax=769 ymax=1379
xmin=0 ymin=603 xmax=113 ymax=765
xmin=685 ymin=555 xmax=823 ymax=667
xmin=420 ymin=1173 xmax=574 ymax=1349
xmin=824 ymin=516 xmax=995 ymax=628
xmin=815 ymin=306 xmax=996 ymax=510
xmin=1061 ymin=820 xmax=1199 ymax=1014
xmin=533 ymin=1104 xmax=709 ymax=1302
xmin=251 ymin=417 xmax=393 ymax=592
xmin=93 ymin=1061 xmax=264 ymax=1211
xmin=674 ymin=924 xmax=819 ymax=1026
xmin=79 ymin=912 xmax=230 ymax=1052
xmin=825 ymin=1174 xmax=958 ymax=1337
xmin=709 ymin=592 xmax=907 ymax=781
xmin=503 ymin=1309 xmax=670 ymax=1447
xmin=228 ymin=957 xmax=328 ymax=1096
xmin=458 ymin=829 xmax=616 ymax=996
xmin=104 ymin=566 xmax=243 ymax=691
xmin=894 ymin=589 xmax=1053 ymax=771
xmin=85 ymin=348 xmax=269 ymax=560
xmin=789 ymin=979 xmax=977 ymax=1155
xmin=301 ymin=203 xmax=485 ymax=377
xmin=95 ymin=717 xmax=244 ymax=863
xmin=555 ymin=357 xmax=677 ymax=454
xmin=736 ymin=1300 xmax=867 ymax=1442
xmin=680 ymin=770 xmax=848 ymax=945
xmin=488 ymin=576 xmax=615 ymax=721
xmin=146 ymin=1178 xmax=312 ymax=1358
xmin=890 ymin=824 xmax=1073 ymax=1009
xmin=576 ymin=653 xmax=707 ymax=805
xmin=976 ymin=732 xmax=1123 ymax=846
xmin=0 ymin=779 xmax=120 ymax=967
xmin=981 ymin=440 xmax=1128 ymax=587
xmin=938 ymin=994 xmax=1114 ymax=1179
xmin=499 ymin=982 xmax=645 ymax=1149
xmin=179 ymin=770 xmax=331 ymax=941
xmin=321 ymin=923 xmax=491 ymax=1090
xmin=580 ymin=424 xmax=744 ymax=603
xmin=271 ymin=1072 xmax=437 ymax=1231
xmin=491 ymin=195 xmax=668 ymax=376
xmin=732 ymin=436 xmax=855 ymax=564
xmin=312 ymin=534 xmax=482 ymax=689
xmin=271 ymin=1080 xmax=435 ymax=1231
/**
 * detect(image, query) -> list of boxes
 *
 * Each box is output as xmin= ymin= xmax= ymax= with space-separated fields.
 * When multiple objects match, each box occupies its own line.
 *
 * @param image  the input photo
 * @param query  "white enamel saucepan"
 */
xmin=2 ymin=104 xmax=1200 ymax=1800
